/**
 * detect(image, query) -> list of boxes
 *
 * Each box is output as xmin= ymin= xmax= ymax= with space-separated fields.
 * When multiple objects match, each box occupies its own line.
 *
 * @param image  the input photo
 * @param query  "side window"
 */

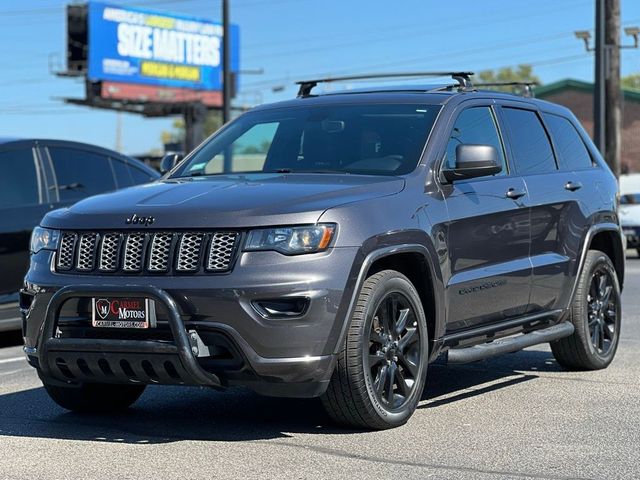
xmin=502 ymin=108 xmax=557 ymax=175
xmin=0 ymin=148 xmax=39 ymax=208
xmin=129 ymin=165 xmax=156 ymax=185
xmin=445 ymin=106 xmax=507 ymax=176
xmin=542 ymin=113 xmax=593 ymax=170
xmin=110 ymin=157 xmax=133 ymax=188
xmin=48 ymin=147 xmax=116 ymax=201
xmin=195 ymin=122 xmax=279 ymax=175
xmin=110 ymin=158 xmax=134 ymax=188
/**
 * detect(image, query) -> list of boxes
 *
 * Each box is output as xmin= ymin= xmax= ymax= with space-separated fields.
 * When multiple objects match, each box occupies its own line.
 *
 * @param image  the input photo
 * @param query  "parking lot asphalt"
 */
xmin=1 ymin=260 xmax=639 ymax=480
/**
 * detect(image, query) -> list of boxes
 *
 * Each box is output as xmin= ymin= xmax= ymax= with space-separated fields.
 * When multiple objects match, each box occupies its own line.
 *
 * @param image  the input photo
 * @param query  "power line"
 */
xmin=242 ymin=0 xmax=592 ymax=57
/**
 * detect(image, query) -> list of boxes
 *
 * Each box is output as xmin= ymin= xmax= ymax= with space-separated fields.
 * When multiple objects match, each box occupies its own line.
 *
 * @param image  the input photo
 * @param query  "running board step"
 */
xmin=447 ymin=321 xmax=574 ymax=364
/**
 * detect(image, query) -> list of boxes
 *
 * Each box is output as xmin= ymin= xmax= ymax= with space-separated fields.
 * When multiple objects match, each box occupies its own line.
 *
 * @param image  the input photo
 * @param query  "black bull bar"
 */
xmin=36 ymin=285 xmax=223 ymax=388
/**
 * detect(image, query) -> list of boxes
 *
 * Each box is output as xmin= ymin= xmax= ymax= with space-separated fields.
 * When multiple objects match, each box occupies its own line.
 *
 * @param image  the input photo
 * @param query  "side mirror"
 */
xmin=160 ymin=152 xmax=184 ymax=174
xmin=442 ymin=144 xmax=502 ymax=182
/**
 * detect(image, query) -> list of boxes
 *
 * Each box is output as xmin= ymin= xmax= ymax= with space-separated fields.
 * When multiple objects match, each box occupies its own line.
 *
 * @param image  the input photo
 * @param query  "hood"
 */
xmin=42 ymin=173 xmax=405 ymax=229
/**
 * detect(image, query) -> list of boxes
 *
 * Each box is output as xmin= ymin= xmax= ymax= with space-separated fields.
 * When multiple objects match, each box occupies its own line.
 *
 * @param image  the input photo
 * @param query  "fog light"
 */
xmin=252 ymin=298 xmax=310 ymax=319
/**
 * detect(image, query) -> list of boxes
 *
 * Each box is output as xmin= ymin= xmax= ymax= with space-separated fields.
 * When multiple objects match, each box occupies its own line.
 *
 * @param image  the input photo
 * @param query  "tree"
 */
xmin=161 ymin=111 xmax=224 ymax=148
xmin=622 ymin=73 xmax=640 ymax=91
xmin=477 ymin=65 xmax=542 ymax=93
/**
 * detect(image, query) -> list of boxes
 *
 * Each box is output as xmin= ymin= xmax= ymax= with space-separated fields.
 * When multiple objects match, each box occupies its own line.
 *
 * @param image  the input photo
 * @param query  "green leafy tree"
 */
xmin=161 ymin=111 xmax=224 ymax=147
xmin=477 ymin=65 xmax=542 ymax=92
xmin=622 ymin=73 xmax=640 ymax=91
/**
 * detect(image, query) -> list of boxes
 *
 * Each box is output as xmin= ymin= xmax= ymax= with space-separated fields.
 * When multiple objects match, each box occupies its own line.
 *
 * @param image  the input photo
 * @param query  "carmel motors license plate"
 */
xmin=91 ymin=297 xmax=156 ymax=329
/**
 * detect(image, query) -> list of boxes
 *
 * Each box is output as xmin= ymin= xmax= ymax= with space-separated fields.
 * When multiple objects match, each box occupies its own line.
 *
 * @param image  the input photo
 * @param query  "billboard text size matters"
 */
xmin=88 ymin=1 xmax=239 ymax=91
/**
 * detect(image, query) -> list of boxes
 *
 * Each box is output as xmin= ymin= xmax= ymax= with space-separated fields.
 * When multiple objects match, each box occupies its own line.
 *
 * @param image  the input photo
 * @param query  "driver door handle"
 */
xmin=506 ymin=188 xmax=526 ymax=200
xmin=565 ymin=181 xmax=583 ymax=192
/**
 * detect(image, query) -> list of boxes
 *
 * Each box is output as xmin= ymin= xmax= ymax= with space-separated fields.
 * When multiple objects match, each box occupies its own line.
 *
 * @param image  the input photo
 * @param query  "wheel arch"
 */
xmin=333 ymin=237 xmax=446 ymax=362
xmin=586 ymin=225 xmax=625 ymax=290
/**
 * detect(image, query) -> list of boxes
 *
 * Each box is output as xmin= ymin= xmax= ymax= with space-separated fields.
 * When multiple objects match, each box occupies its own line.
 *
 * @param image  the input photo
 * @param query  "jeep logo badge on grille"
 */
xmin=125 ymin=214 xmax=155 ymax=226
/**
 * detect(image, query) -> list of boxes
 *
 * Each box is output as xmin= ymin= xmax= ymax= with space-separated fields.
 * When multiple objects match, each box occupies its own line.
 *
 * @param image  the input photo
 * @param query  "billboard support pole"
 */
xmin=222 ymin=0 xmax=231 ymax=125
xmin=184 ymin=104 xmax=207 ymax=153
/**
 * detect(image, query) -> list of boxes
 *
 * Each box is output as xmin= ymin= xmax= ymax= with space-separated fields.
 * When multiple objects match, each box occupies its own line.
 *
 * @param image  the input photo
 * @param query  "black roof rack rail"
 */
xmin=474 ymin=81 xmax=539 ymax=98
xmin=295 ymin=71 xmax=475 ymax=97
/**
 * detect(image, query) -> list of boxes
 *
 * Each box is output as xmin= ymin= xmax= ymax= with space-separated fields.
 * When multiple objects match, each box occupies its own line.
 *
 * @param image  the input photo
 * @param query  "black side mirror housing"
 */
xmin=160 ymin=152 xmax=184 ymax=174
xmin=442 ymin=144 xmax=502 ymax=182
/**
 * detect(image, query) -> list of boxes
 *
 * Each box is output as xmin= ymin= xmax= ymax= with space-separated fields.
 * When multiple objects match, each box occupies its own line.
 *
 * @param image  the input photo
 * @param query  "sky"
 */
xmin=1 ymin=0 xmax=640 ymax=155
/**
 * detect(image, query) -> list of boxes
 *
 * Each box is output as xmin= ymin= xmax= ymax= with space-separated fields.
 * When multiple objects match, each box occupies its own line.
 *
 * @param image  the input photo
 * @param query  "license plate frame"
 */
xmin=91 ymin=297 xmax=156 ymax=329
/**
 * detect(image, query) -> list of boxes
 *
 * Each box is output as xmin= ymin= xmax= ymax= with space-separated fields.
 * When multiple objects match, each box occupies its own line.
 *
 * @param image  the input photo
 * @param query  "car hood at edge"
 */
xmin=42 ymin=173 xmax=405 ymax=229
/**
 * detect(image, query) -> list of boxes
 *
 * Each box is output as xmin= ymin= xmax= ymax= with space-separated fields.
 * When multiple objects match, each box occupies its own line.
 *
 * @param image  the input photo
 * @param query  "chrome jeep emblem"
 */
xmin=125 ymin=214 xmax=155 ymax=226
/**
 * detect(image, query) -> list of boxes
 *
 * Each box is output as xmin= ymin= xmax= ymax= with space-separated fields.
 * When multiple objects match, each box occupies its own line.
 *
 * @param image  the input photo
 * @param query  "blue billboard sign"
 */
xmin=87 ymin=1 xmax=239 ymax=91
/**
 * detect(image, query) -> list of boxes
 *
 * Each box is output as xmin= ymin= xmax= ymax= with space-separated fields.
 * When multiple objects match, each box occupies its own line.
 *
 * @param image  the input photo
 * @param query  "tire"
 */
xmin=636 ymin=247 xmax=640 ymax=258
xmin=43 ymin=381 xmax=146 ymax=413
xmin=551 ymin=250 xmax=621 ymax=370
xmin=321 ymin=270 xmax=429 ymax=430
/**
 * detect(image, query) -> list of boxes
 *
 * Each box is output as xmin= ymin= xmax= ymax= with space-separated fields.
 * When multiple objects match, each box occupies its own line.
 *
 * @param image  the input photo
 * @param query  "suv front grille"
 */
xmin=55 ymin=231 xmax=240 ymax=275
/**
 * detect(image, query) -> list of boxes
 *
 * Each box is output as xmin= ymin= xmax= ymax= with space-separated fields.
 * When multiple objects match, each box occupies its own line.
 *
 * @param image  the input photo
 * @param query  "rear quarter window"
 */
xmin=542 ymin=113 xmax=594 ymax=170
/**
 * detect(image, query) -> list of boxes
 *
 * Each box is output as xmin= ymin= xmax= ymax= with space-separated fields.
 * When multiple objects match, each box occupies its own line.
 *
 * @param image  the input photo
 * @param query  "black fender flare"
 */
xmin=330 ymin=232 xmax=446 ymax=362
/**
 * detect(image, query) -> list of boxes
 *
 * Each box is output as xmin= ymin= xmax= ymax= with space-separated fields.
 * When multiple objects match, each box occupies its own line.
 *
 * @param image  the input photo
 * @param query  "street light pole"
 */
xmin=222 ymin=0 xmax=231 ymax=125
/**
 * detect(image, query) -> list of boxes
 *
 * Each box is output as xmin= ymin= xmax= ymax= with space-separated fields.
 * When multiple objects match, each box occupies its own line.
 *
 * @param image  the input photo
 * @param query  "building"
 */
xmin=535 ymin=79 xmax=640 ymax=173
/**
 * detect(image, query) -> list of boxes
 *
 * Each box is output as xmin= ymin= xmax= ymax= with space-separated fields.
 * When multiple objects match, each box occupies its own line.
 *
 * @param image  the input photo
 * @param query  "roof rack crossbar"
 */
xmin=474 ymin=81 xmax=539 ymax=98
xmin=295 ymin=71 xmax=475 ymax=97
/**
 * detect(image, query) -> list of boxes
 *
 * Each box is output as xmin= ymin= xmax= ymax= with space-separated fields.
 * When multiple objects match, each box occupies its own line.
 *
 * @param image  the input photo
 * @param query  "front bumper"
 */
xmin=22 ymin=247 xmax=359 ymax=397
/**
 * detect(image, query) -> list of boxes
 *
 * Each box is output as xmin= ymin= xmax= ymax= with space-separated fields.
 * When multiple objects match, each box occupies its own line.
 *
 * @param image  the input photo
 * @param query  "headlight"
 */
xmin=30 ymin=227 xmax=60 ymax=254
xmin=244 ymin=224 xmax=336 ymax=255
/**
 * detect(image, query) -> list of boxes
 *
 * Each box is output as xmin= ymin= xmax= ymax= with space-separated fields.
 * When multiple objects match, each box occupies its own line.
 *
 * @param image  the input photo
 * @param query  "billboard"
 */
xmin=87 ymin=1 xmax=239 ymax=91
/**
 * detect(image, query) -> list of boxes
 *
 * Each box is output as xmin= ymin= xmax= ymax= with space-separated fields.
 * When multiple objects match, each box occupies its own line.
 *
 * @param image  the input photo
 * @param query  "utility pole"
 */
xmin=183 ymin=104 xmax=208 ymax=153
xmin=222 ymin=0 xmax=231 ymax=125
xmin=605 ymin=0 xmax=622 ymax=178
xmin=575 ymin=2 xmax=638 ymax=178
xmin=594 ymin=0 xmax=606 ymax=158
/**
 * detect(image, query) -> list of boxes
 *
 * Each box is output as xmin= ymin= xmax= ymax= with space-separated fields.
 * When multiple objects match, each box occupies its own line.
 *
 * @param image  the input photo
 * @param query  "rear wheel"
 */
xmin=43 ymin=381 xmax=146 ymax=413
xmin=551 ymin=250 xmax=621 ymax=370
xmin=321 ymin=270 xmax=428 ymax=430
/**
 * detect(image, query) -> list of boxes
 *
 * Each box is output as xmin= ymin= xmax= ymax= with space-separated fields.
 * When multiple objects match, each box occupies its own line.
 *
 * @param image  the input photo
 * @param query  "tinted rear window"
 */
xmin=543 ymin=113 xmax=593 ymax=170
xmin=48 ymin=147 xmax=116 ymax=201
xmin=502 ymin=108 xmax=556 ymax=175
xmin=110 ymin=158 xmax=135 ymax=188
xmin=0 ymin=148 xmax=39 ymax=208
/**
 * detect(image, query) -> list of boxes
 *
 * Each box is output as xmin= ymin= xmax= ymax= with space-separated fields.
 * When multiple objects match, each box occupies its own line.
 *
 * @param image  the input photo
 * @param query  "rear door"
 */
xmin=441 ymin=103 xmax=532 ymax=333
xmin=540 ymin=112 xmax=596 ymax=307
xmin=499 ymin=105 xmax=585 ymax=313
xmin=0 ymin=144 xmax=49 ymax=299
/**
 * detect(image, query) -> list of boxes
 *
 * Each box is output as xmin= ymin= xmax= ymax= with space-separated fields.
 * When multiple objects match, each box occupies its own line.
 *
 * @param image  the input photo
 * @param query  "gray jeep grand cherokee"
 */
xmin=21 ymin=72 xmax=624 ymax=429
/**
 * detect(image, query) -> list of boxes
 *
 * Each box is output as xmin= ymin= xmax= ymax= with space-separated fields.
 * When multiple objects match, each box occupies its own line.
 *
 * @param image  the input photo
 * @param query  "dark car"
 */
xmin=0 ymin=139 xmax=159 ymax=331
xmin=21 ymin=73 xmax=624 ymax=430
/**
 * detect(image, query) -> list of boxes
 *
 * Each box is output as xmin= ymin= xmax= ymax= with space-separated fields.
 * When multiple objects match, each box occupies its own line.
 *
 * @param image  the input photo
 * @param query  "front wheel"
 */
xmin=321 ymin=270 xmax=429 ymax=430
xmin=43 ymin=381 xmax=146 ymax=413
xmin=551 ymin=250 xmax=621 ymax=370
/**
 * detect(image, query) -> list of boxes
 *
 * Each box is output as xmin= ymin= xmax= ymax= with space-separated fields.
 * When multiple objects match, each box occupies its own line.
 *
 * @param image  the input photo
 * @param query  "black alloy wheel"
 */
xmin=586 ymin=267 xmax=618 ymax=357
xmin=366 ymin=293 xmax=422 ymax=411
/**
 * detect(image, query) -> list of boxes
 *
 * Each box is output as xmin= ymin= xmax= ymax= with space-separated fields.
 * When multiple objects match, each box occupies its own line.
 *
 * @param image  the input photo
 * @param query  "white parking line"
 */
xmin=0 ymin=357 xmax=25 ymax=365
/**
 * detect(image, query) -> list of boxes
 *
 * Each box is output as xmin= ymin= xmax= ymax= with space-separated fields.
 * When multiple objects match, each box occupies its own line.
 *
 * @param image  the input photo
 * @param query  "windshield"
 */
xmin=172 ymin=103 xmax=440 ymax=177
xmin=621 ymin=193 xmax=640 ymax=205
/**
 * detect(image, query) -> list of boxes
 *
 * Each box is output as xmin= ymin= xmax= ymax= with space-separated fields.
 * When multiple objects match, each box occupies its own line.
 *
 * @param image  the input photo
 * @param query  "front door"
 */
xmin=440 ymin=105 xmax=532 ymax=333
xmin=0 ymin=145 xmax=49 ymax=300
